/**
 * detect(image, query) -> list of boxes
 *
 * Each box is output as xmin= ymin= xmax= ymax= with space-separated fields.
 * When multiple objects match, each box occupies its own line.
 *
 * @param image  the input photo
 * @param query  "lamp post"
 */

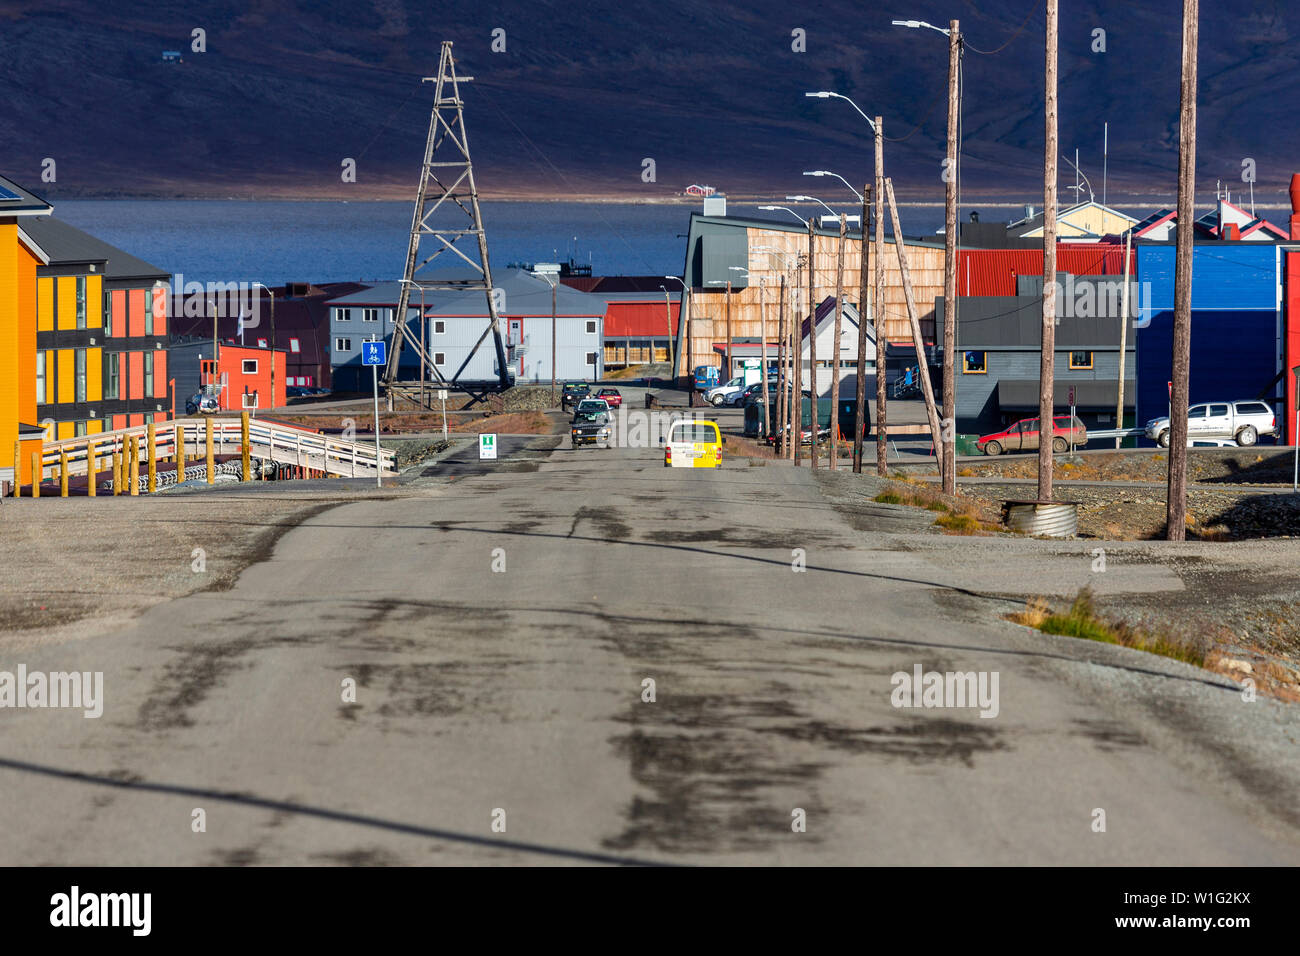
xmin=803 ymin=170 xmax=864 ymax=203
xmin=806 ymin=90 xmax=888 ymax=474
xmin=663 ymin=275 xmax=687 ymax=387
xmin=786 ymin=194 xmax=841 ymax=221
xmin=758 ymin=205 xmax=809 ymax=227
xmin=252 ymin=282 xmax=276 ymax=410
xmin=894 ymin=16 xmax=962 ymax=495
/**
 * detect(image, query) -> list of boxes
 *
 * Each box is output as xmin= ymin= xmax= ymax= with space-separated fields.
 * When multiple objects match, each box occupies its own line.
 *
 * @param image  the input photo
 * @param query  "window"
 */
xmin=1236 ymin=402 xmax=1271 ymax=415
xmin=76 ymin=276 xmax=86 ymax=329
xmin=1188 ymin=405 xmax=1207 ymax=419
xmin=75 ymin=349 xmax=87 ymax=403
xmin=336 ymin=308 xmax=351 ymax=322
xmin=242 ymin=359 xmax=258 ymax=374
xmin=433 ymin=352 xmax=446 ymax=365
xmin=585 ymin=351 xmax=598 ymax=365
xmin=434 ymin=320 xmax=445 ymax=334
xmin=143 ymin=352 xmax=154 ymax=396
xmin=289 ymin=337 xmax=300 ymax=353
xmin=1208 ymin=403 xmax=1230 ymax=418
xmin=962 ymin=350 xmax=987 ymax=373
xmin=363 ymin=308 xmax=379 ymax=322
xmin=144 ymin=286 xmax=153 ymax=335
xmin=335 ymin=337 xmax=352 ymax=352
xmin=74 ymin=421 xmax=87 ymax=437
xmin=105 ymin=353 xmax=120 ymax=399
xmin=104 ymin=292 xmax=112 ymax=336
xmin=144 ymin=412 xmax=154 ymax=425
xmin=1068 ymin=351 xmax=1093 ymax=370
xmin=35 ymin=351 xmax=47 ymax=404
xmin=585 ymin=320 xmax=597 ymax=334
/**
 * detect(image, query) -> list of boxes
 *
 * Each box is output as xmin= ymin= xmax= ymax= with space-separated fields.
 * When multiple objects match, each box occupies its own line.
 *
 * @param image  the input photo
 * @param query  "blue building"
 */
xmin=1135 ymin=244 xmax=1283 ymax=431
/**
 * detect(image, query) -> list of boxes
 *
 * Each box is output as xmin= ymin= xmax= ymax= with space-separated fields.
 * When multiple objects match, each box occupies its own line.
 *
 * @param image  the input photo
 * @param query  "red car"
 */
xmin=977 ymin=415 xmax=1087 ymax=456
xmin=596 ymin=387 xmax=623 ymax=408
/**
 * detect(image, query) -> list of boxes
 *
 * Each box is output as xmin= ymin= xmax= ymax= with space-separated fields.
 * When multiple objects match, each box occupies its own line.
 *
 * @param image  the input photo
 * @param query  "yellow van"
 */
xmin=662 ymin=419 xmax=723 ymax=468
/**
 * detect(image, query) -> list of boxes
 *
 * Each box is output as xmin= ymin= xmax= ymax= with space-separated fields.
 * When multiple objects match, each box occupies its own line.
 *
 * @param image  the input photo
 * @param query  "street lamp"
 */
xmin=804 ymin=170 xmax=864 ymax=203
xmin=663 ymin=275 xmax=688 ymax=384
xmin=894 ymin=14 xmax=963 ymax=495
xmin=786 ymin=194 xmax=839 ymax=219
xmin=251 ymin=282 xmax=276 ymax=412
xmin=758 ymin=205 xmax=808 ymax=226
xmin=804 ymin=91 xmax=878 ymax=132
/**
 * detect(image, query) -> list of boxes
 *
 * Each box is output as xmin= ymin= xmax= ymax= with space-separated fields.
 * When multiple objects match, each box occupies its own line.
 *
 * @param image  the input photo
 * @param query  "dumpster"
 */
xmin=955 ymin=433 xmax=981 ymax=456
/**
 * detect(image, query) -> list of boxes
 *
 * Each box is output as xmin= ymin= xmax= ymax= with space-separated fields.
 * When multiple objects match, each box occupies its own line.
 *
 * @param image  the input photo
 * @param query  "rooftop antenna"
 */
xmin=1061 ymin=152 xmax=1093 ymax=205
xmin=385 ymin=40 xmax=509 ymax=391
xmin=1102 ymin=122 xmax=1108 ymax=207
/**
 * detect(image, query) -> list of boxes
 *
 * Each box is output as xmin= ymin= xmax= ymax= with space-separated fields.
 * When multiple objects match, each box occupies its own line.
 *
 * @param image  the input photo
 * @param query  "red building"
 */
xmin=199 ymin=344 xmax=287 ymax=412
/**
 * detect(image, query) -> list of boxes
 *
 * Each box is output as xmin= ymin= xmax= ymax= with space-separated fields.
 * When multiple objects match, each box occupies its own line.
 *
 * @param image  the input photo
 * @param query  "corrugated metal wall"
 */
xmin=959 ymin=245 xmax=1135 ymax=296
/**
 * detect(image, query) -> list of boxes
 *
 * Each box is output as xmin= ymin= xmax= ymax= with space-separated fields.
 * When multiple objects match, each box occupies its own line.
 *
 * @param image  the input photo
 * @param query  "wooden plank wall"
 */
xmin=683 ymin=225 xmax=946 ymax=369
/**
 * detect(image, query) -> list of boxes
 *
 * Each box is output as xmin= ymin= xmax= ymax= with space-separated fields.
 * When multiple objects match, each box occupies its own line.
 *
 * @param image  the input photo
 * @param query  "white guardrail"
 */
xmin=35 ymin=417 xmax=396 ymax=481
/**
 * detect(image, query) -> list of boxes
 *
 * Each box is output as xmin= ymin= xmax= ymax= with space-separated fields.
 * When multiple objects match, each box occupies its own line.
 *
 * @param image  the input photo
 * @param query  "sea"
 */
xmin=52 ymin=199 xmax=955 ymax=286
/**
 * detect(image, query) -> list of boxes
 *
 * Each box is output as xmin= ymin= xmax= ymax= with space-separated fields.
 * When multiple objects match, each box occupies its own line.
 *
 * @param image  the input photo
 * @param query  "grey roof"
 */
xmin=21 ymin=216 xmax=168 ymax=280
xmin=0 ymin=174 xmax=52 ymax=215
xmin=325 ymin=269 xmax=606 ymax=317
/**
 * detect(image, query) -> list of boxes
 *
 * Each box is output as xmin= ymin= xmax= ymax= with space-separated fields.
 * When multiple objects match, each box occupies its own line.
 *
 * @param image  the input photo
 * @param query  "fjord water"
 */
xmin=54 ymin=200 xmax=951 ymax=285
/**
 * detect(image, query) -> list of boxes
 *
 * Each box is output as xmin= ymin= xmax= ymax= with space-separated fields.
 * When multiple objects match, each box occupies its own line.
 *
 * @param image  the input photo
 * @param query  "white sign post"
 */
xmin=361 ymin=338 xmax=387 ymax=488
xmin=438 ymin=389 xmax=449 ymax=442
xmin=479 ymin=433 xmax=497 ymax=460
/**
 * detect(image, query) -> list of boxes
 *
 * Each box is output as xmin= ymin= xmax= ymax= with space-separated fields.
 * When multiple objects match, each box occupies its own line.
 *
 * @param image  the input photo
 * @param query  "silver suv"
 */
xmin=1145 ymin=400 xmax=1277 ymax=447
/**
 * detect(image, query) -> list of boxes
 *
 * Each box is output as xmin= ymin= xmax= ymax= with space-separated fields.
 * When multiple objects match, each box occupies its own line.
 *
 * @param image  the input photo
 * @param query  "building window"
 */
xmin=256 ymin=337 xmax=267 ymax=348
xmin=75 ymin=421 xmax=87 ymax=437
xmin=76 ymin=276 xmax=87 ymax=329
xmin=337 ymin=308 xmax=351 ymax=322
xmin=585 ymin=320 xmax=597 ymax=334
xmin=585 ymin=351 xmax=598 ymax=365
xmin=144 ymin=286 xmax=154 ymax=335
xmin=242 ymin=358 xmax=258 ymax=374
xmin=363 ymin=308 xmax=379 ymax=322
xmin=289 ymin=337 xmax=300 ymax=353
xmin=433 ymin=352 xmax=446 ymax=365
xmin=434 ymin=320 xmax=445 ymax=334
xmin=105 ymin=353 xmax=120 ymax=399
xmin=36 ymin=351 xmax=47 ymax=404
xmin=104 ymin=292 xmax=112 ymax=336
xmin=144 ymin=412 xmax=155 ymax=425
xmin=962 ymin=351 xmax=987 ymax=374
xmin=335 ymin=337 xmax=351 ymax=352
xmin=75 ymin=349 xmax=87 ymax=402
xmin=143 ymin=352 xmax=154 ymax=396
xmin=1069 ymin=351 xmax=1093 ymax=370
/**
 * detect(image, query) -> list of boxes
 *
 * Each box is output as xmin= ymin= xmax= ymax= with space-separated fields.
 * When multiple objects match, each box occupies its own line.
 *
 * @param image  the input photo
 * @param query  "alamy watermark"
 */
xmin=891 ymin=665 xmax=999 ymax=718
xmin=0 ymin=666 xmax=103 ymax=718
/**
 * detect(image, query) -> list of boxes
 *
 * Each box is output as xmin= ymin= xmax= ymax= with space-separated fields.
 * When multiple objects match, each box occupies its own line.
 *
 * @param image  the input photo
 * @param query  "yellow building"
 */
xmin=1008 ymin=201 xmax=1138 ymax=241
xmin=0 ymin=175 xmax=53 ymax=490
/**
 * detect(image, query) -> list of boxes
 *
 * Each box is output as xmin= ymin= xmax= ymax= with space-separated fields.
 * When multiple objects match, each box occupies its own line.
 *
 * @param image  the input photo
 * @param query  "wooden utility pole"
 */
xmin=793 ymin=258 xmax=804 ymax=465
xmin=1167 ymin=0 xmax=1199 ymax=541
xmin=759 ymin=278 xmax=770 ymax=438
xmin=942 ymin=20 xmax=961 ymax=496
xmin=808 ymin=218 xmax=818 ymax=468
xmin=776 ymin=274 xmax=787 ymax=453
xmin=853 ymin=185 xmax=871 ymax=473
xmin=1115 ymin=228 xmax=1133 ymax=448
xmin=1038 ymin=0 xmax=1059 ymax=502
xmin=885 ymin=178 xmax=944 ymax=475
xmin=829 ymin=213 xmax=846 ymax=469
xmin=725 ymin=280 xmax=733 ymax=381
xmin=874 ymin=117 xmax=887 ymax=475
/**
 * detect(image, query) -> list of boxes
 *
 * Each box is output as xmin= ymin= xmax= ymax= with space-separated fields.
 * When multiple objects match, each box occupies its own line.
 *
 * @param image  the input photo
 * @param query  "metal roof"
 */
xmin=0 ymin=174 xmax=52 ymax=215
xmin=325 ymin=269 xmax=606 ymax=317
xmin=20 ymin=216 xmax=168 ymax=280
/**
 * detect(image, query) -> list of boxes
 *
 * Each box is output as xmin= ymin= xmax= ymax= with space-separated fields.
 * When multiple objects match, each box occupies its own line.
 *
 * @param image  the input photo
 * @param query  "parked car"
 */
xmin=596 ymin=387 xmax=623 ymax=408
xmin=286 ymin=386 xmax=309 ymax=398
xmin=561 ymin=381 xmax=590 ymax=410
xmin=705 ymin=376 xmax=748 ymax=407
xmin=570 ymin=398 xmax=611 ymax=424
xmin=1145 ymin=400 xmax=1277 ymax=448
xmin=978 ymin=415 xmax=1087 ymax=456
xmin=660 ymin=418 xmax=723 ymax=468
xmin=693 ymin=365 xmax=720 ymax=390
xmin=184 ymin=392 xmax=220 ymax=415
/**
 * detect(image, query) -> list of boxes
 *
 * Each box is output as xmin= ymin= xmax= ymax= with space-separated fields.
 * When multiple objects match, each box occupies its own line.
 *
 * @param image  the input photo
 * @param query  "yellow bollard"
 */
xmin=147 ymin=423 xmax=157 ymax=493
xmin=87 ymin=441 xmax=97 ymax=497
xmin=59 ymin=448 xmax=69 ymax=497
xmin=113 ymin=445 xmax=121 ymax=495
xmin=206 ymin=417 xmax=215 ymax=484
xmin=31 ymin=451 xmax=40 ymax=498
xmin=128 ymin=435 xmax=140 ymax=496
xmin=175 ymin=424 xmax=185 ymax=481
xmin=241 ymin=411 xmax=251 ymax=481
xmin=11 ymin=441 xmax=19 ymax=497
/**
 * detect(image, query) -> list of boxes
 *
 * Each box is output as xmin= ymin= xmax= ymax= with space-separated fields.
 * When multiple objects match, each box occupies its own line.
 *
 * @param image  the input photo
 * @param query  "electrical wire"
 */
xmin=964 ymin=0 xmax=1046 ymax=56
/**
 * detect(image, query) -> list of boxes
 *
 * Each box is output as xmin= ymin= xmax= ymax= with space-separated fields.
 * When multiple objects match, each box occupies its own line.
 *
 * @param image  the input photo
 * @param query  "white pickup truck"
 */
xmin=1145 ymin=400 xmax=1277 ymax=447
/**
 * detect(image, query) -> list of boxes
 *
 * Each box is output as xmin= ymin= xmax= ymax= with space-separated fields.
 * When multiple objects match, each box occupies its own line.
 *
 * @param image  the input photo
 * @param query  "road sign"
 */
xmin=1068 ymin=385 xmax=1075 ymax=405
xmin=437 ymin=389 xmax=448 ymax=401
xmin=479 ymin=433 xmax=497 ymax=460
xmin=362 ymin=340 xmax=387 ymax=366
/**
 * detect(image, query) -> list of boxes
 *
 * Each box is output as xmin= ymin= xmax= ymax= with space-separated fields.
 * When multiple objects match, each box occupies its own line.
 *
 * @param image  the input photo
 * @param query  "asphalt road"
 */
xmin=2 ymin=433 xmax=1298 ymax=865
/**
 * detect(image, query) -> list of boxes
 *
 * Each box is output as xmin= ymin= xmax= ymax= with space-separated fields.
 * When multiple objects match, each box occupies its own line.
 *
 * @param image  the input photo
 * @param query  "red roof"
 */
xmin=959 ymin=244 xmax=1135 ymax=296
xmin=603 ymin=301 xmax=680 ymax=336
